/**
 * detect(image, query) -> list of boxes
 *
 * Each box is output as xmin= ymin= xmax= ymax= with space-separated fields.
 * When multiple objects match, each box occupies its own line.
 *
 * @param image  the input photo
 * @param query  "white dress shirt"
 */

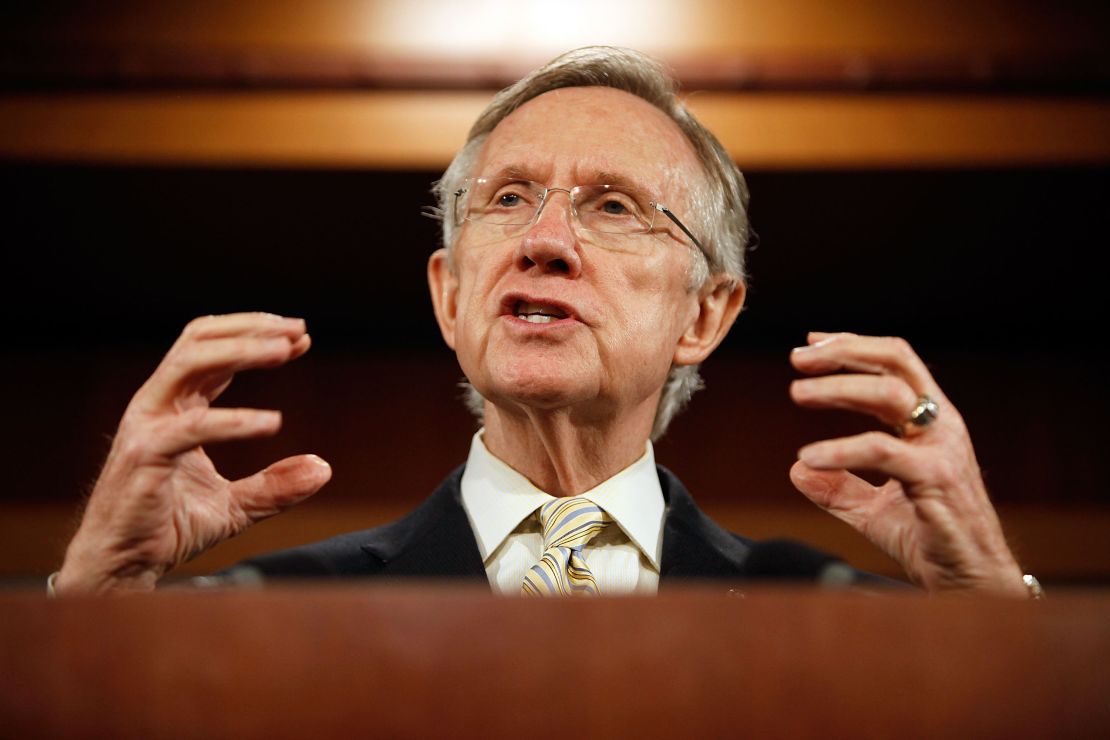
xmin=459 ymin=431 xmax=664 ymax=596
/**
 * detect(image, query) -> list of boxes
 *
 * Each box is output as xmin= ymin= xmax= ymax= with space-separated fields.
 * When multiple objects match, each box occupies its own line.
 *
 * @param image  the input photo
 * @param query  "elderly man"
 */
xmin=53 ymin=47 xmax=1031 ymax=598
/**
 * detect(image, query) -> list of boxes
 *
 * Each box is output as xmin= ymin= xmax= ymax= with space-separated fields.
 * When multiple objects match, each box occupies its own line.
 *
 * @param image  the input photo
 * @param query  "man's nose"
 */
xmin=516 ymin=189 xmax=582 ymax=277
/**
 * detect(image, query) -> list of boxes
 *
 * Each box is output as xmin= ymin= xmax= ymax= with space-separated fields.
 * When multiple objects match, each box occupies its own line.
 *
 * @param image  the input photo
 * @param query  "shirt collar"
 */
xmin=459 ymin=430 xmax=664 ymax=569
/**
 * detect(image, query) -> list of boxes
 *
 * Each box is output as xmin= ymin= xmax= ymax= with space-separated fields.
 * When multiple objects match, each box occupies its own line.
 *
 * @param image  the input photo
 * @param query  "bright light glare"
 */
xmin=367 ymin=0 xmax=676 ymax=58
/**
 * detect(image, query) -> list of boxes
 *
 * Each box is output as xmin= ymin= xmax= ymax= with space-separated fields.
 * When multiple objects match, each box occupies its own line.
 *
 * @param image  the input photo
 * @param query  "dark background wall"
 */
xmin=2 ymin=163 xmax=1106 ymax=582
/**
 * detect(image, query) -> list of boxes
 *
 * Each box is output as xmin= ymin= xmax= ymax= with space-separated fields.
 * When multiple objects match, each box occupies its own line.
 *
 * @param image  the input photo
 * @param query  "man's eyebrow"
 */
xmin=485 ymin=165 xmax=539 ymax=181
xmin=589 ymin=171 xmax=656 ymax=199
xmin=481 ymin=166 xmax=656 ymax=198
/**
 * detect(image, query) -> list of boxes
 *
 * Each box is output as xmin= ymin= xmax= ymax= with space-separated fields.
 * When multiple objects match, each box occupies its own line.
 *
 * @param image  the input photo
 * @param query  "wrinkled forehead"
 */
xmin=473 ymin=87 xmax=703 ymax=204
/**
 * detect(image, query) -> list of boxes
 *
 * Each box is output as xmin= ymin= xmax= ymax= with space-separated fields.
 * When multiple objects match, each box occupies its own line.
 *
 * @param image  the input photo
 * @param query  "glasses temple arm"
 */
xmin=654 ymin=204 xmax=705 ymax=252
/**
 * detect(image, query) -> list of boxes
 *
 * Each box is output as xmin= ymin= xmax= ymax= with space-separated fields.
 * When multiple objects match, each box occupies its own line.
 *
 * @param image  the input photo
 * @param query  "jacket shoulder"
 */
xmin=228 ymin=466 xmax=479 ymax=580
xmin=657 ymin=465 xmax=903 ymax=588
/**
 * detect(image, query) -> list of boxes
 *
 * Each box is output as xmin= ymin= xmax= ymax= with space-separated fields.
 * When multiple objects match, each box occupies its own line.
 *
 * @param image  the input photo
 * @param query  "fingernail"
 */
xmin=792 ymin=336 xmax=837 ymax=353
xmin=265 ymin=337 xmax=293 ymax=350
xmin=307 ymin=454 xmax=331 ymax=468
xmin=798 ymin=445 xmax=821 ymax=465
xmin=794 ymin=467 xmax=830 ymax=495
xmin=259 ymin=410 xmax=282 ymax=426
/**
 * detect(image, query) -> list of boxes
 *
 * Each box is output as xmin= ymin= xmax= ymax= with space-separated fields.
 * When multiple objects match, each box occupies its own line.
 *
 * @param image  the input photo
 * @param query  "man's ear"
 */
xmin=427 ymin=248 xmax=459 ymax=350
xmin=673 ymin=276 xmax=746 ymax=366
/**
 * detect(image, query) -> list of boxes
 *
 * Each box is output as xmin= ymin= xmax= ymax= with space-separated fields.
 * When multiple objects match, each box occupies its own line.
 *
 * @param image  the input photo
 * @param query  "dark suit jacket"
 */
xmin=235 ymin=465 xmax=891 ymax=589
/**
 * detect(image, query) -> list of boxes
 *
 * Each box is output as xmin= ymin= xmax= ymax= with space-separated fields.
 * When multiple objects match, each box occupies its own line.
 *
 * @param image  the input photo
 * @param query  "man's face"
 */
xmin=430 ymin=86 xmax=715 ymax=425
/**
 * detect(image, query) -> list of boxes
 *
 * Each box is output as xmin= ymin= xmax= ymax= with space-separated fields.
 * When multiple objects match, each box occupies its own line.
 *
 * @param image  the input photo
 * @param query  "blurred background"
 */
xmin=1 ymin=0 xmax=1107 ymax=585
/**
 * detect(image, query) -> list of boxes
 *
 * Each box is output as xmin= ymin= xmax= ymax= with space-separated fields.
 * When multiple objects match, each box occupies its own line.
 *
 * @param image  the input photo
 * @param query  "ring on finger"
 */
xmin=900 ymin=394 xmax=939 ymax=435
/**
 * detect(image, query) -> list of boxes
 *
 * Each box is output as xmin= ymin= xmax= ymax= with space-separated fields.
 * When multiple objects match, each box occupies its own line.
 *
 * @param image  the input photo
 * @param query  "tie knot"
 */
xmin=538 ymin=496 xmax=611 ymax=552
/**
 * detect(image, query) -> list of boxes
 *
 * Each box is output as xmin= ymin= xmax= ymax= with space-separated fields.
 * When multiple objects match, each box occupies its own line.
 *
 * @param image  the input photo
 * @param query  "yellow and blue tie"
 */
xmin=522 ymin=497 xmax=611 ymax=597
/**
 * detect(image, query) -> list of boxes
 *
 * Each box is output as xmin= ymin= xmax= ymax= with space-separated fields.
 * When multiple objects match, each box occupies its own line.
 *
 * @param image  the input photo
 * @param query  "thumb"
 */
xmin=789 ymin=460 xmax=892 ymax=526
xmin=789 ymin=460 xmax=853 ymax=509
xmin=230 ymin=454 xmax=332 ymax=524
xmin=790 ymin=460 xmax=916 ymax=567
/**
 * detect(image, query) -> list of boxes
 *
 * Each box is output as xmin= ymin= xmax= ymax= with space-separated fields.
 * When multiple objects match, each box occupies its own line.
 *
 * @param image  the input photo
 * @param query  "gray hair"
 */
xmin=430 ymin=46 xmax=752 ymax=440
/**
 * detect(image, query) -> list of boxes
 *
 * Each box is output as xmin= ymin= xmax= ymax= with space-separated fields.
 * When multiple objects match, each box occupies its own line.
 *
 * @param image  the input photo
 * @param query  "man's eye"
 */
xmin=592 ymin=193 xmax=642 ymax=217
xmin=601 ymin=198 xmax=630 ymax=215
xmin=494 ymin=189 xmax=536 ymax=208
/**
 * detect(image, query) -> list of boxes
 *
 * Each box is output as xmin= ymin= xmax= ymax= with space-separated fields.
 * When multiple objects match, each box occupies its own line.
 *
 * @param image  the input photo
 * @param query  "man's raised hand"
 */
xmin=55 ymin=313 xmax=332 ymax=595
xmin=788 ymin=332 xmax=1026 ymax=597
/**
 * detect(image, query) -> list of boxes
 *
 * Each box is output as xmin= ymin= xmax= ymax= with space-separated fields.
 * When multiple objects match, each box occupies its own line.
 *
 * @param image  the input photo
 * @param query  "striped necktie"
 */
xmin=522 ymin=497 xmax=612 ymax=597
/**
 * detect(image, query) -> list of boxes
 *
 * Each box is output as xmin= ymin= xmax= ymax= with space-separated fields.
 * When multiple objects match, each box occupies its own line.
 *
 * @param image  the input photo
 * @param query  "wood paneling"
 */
xmin=2 ymin=0 xmax=1108 ymax=169
xmin=3 ymin=589 xmax=1109 ymax=737
xmin=3 ymin=91 xmax=1109 ymax=169
xmin=689 ymin=94 xmax=1110 ymax=169
xmin=4 ymin=0 xmax=1107 ymax=86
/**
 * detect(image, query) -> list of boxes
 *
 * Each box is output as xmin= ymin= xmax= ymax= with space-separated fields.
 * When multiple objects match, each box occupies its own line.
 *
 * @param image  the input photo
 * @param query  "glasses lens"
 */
xmin=456 ymin=178 xmax=664 ymax=248
xmin=462 ymin=178 xmax=543 ymax=226
xmin=573 ymin=184 xmax=655 ymax=235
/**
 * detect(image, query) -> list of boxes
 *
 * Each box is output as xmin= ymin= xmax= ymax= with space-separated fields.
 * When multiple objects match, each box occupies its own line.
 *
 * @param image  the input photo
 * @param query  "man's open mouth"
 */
xmin=513 ymin=300 xmax=569 ymax=324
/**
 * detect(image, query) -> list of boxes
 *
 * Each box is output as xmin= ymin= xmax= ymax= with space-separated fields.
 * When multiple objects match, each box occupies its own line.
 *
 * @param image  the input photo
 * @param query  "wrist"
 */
xmin=56 ymin=538 xmax=163 ymax=596
xmin=54 ymin=562 xmax=161 ymax=596
xmin=990 ymin=564 xmax=1033 ymax=599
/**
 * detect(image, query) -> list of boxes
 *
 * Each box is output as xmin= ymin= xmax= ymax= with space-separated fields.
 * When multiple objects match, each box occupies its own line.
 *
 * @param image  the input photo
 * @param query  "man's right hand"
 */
xmin=54 ymin=313 xmax=332 ymax=595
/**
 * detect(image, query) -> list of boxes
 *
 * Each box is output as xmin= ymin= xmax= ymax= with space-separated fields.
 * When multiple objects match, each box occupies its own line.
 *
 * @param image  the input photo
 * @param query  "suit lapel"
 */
xmin=354 ymin=464 xmax=752 ymax=587
xmin=359 ymin=467 xmax=489 ymax=583
xmin=658 ymin=466 xmax=753 ymax=583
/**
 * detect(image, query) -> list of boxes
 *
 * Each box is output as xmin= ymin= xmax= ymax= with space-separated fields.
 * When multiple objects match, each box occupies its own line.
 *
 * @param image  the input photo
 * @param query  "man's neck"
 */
xmin=481 ymin=402 xmax=655 ymax=497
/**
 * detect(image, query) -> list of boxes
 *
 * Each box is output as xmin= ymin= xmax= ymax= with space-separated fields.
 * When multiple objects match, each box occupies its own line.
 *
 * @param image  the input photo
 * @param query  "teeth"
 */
xmin=515 ymin=301 xmax=568 ymax=319
xmin=520 ymin=314 xmax=556 ymax=324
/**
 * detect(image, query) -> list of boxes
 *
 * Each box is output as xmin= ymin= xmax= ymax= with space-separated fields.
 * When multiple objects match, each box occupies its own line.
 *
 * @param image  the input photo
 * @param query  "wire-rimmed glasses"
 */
xmin=453 ymin=177 xmax=705 ymax=254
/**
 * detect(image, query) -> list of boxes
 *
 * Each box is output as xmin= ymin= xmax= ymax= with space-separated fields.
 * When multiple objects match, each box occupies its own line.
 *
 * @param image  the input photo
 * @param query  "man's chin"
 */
xmin=488 ymin=387 xmax=588 ymax=412
xmin=478 ymin=375 xmax=598 ymax=414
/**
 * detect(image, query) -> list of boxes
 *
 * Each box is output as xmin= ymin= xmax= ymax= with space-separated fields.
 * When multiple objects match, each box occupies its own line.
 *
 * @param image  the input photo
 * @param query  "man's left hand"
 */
xmin=788 ymin=331 xmax=1027 ymax=596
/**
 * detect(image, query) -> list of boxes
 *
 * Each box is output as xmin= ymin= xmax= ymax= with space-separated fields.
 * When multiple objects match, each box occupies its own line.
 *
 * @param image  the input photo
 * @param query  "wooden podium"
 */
xmin=3 ymin=586 xmax=1108 ymax=738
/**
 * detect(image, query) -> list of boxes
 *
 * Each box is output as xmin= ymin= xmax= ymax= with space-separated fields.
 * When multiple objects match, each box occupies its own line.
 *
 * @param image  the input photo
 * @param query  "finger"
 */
xmin=182 ymin=313 xmax=307 ymax=341
xmin=789 ymin=460 xmax=911 ymax=528
xmin=791 ymin=333 xmax=939 ymax=397
xmin=790 ymin=461 xmax=917 ymax=572
xmin=198 ymin=376 xmax=234 ymax=404
xmin=798 ymin=431 xmax=932 ymax=489
xmin=152 ymin=407 xmax=283 ymax=457
xmin=144 ymin=336 xmax=300 ymax=409
xmin=805 ymin=331 xmax=835 ymax=345
xmin=789 ymin=460 xmax=877 ymax=511
xmin=190 ymin=334 xmax=310 ymax=403
xmin=790 ymin=373 xmax=918 ymax=428
xmin=229 ymin=454 xmax=332 ymax=523
xmin=288 ymin=332 xmax=312 ymax=361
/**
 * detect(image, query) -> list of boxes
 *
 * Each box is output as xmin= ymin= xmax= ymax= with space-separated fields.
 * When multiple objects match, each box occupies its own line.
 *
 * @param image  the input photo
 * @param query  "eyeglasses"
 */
xmin=453 ymin=177 xmax=705 ymax=254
